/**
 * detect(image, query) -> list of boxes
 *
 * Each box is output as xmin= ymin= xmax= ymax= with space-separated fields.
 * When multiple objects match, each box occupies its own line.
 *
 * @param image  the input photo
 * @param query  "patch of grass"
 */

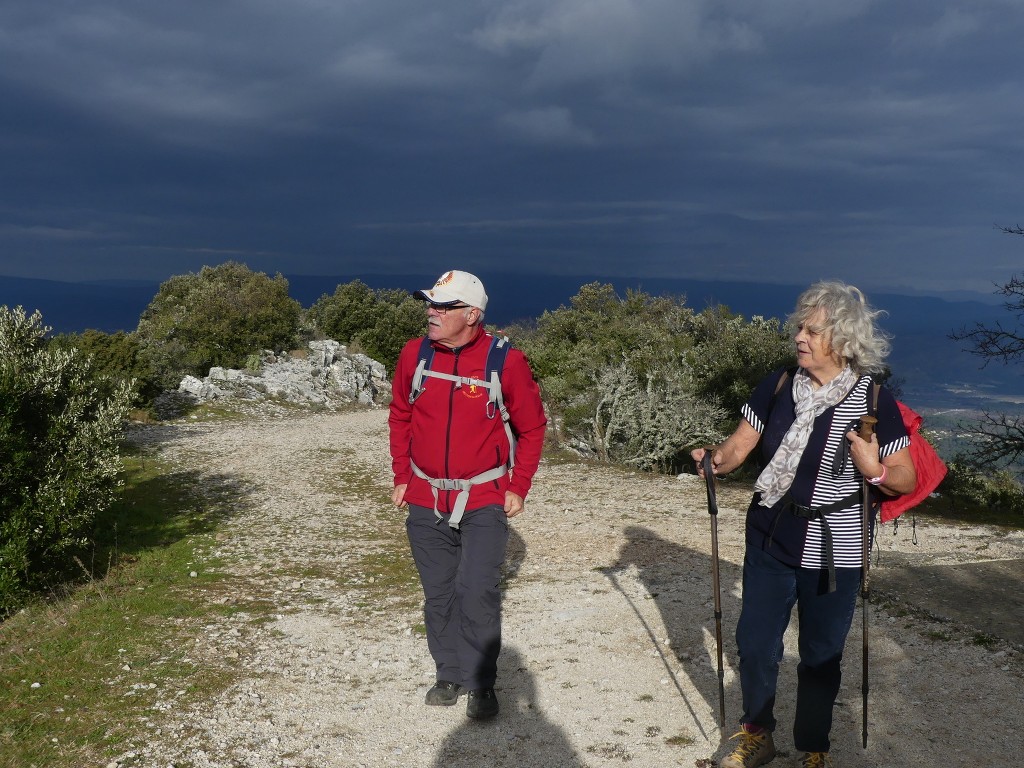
xmin=585 ymin=742 xmax=632 ymax=761
xmin=636 ymin=693 xmax=654 ymax=702
xmin=665 ymin=733 xmax=695 ymax=747
xmin=343 ymin=546 xmax=422 ymax=613
xmin=0 ymin=451 xmax=249 ymax=768
xmin=972 ymin=632 xmax=1000 ymax=648
xmin=304 ymin=453 xmax=424 ymax=618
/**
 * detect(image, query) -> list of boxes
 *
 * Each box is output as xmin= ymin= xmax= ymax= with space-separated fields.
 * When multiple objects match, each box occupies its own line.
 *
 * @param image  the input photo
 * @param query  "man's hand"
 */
xmin=504 ymin=491 xmax=524 ymax=518
xmin=392 ymin=483 xmax=408 ymax=508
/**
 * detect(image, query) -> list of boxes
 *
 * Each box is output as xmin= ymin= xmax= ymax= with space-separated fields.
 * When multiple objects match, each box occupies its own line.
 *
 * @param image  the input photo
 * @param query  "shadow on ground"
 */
xmin=431 ymin=644 xmax=583 ymax=767
xmin=873 ymin=559 xmax=1024 ymax=646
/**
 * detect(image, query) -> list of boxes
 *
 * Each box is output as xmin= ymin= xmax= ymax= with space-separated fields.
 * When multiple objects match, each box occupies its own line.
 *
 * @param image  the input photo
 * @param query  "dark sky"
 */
xmin=2 ymin=0 xmax=1023 ymax=297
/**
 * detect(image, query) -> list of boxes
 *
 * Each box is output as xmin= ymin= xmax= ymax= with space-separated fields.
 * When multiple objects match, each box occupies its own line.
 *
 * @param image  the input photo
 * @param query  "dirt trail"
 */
xmin=122 ymin=409 xmax=1024 ymax=768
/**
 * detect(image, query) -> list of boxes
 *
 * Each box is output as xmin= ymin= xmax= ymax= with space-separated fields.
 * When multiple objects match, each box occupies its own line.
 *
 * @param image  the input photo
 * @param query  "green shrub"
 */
xmin=49 ymin=329 xmax=157 ymax=405
xmin=941 ymin=461 xmax=1024 ymax=516
xmin=134 ymin=261 xmax=302 ymax=391
xmin=0 ymin=307 xmax=133 ymax=616
xmin=509 ymin=283 xmax=768 ymax=471
xmin=308 ymin=280 xmax=424 ymax=372
xmin=687 ymin=307 xmax=794 ymax=418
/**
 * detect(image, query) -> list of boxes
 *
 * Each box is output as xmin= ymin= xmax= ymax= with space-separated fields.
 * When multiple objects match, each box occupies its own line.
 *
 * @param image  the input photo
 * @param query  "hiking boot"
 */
xmin=796 ymin=753 xmax=833 ymax=768
xmin=466 ymin=687 xmax=499 ymax=720
xmin=720 ymin=729 xmax=776 ymax=768
xmin=425 ymin=680 xmax=464 ymax=706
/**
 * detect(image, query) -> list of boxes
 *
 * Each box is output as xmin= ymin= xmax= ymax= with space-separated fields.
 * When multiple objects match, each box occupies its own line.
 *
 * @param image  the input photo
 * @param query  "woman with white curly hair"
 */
xmin=692 ymin=281 xmax=916 ymax=768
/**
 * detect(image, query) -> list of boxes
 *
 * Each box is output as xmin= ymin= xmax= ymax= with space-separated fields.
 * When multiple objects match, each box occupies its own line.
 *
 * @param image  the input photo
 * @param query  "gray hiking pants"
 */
xmin=405 ymin=503 xmax=509 ymax=691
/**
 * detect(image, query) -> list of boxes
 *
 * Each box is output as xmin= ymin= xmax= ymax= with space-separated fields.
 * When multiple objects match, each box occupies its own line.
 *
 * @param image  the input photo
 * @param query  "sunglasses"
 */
xmin=427 ymin=303 xmax=471 ymax=314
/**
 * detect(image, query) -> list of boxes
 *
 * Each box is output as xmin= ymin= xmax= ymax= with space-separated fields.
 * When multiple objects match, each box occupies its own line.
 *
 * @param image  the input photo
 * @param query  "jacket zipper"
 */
xmin=443 ymin=347 xmax=460 ymax=511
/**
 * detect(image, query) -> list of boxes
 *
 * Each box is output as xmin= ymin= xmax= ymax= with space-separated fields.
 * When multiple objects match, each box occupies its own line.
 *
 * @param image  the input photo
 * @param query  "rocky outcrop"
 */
xmin=155 ymin=341 xmax=391 ymax=418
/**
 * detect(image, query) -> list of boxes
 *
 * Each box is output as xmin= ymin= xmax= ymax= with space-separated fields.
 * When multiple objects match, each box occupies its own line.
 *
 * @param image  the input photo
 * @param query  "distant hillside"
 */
xmin=2 ymin=272 xmax=1019 ymax=410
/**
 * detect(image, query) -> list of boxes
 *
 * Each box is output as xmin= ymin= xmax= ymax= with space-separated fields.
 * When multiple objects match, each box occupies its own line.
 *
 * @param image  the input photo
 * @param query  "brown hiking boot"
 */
xmin=720 ymin=729 xmax=777 ymax=768
xmin=796 ymin=753 xmax=833 ymax=768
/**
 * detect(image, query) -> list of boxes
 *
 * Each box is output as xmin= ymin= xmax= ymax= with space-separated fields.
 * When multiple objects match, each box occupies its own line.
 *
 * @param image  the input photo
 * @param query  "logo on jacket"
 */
xmin=461 ymin=382 xmax=484 ymax=400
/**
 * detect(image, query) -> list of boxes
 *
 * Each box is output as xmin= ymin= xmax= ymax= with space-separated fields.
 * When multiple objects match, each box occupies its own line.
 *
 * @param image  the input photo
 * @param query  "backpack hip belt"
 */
xmin=410 ymin=459 xmax=510 ymax=529
xmin=785 ymin=489 xmax=862 ymax=594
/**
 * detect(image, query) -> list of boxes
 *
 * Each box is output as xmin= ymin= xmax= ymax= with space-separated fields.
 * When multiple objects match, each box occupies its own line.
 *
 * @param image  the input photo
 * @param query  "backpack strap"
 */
xmin=785 ymin=488 xmax=861 ymax=594
xmin=756 ymin=366 xmax=797 ymax=469
xmin=770 ymin=366 xmax=798 ymax=411
xmin=484 ymin=335 xmax=516 ymax=469
xmin=409 ymin=337 xmax=435 ymax=404
xmin=409 ymin=335 xmax=512 ymax=408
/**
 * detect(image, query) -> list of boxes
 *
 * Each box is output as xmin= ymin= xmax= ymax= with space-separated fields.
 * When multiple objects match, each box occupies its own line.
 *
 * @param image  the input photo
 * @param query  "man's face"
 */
xmin=426 ymin=302 xmax=479 ymax=348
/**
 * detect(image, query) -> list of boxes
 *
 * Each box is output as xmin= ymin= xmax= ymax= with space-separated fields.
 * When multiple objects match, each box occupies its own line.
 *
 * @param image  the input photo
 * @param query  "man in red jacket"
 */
xmin=389 ymin=270 xmax=547 ymax=720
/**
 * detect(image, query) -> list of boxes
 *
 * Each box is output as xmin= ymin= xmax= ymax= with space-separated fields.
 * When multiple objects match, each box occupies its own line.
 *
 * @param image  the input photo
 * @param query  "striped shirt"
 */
xmin=742 ymin=369 xmax=910 ymax=570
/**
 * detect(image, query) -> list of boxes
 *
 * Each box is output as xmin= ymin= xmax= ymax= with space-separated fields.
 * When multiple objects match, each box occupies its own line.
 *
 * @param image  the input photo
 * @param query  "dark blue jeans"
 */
xmin=406 ymin=503 xmax=509 ymax=691
xmin=736 ymin=546 xmax=860 ymax=753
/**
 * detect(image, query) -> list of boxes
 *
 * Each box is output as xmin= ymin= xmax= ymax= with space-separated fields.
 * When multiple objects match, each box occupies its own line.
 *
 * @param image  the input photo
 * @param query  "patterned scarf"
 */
xmin=754 ymin=365 xmax=858 ymax=507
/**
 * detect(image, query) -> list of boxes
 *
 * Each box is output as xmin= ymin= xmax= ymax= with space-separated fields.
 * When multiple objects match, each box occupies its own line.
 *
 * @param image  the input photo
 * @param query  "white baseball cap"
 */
xmin=414 ymin=270 xmax=488 ymax=311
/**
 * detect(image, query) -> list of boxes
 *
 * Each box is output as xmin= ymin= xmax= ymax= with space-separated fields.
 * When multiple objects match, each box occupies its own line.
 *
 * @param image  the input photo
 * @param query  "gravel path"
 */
xmin=123 ymin=408 xmax=1024 ymax=768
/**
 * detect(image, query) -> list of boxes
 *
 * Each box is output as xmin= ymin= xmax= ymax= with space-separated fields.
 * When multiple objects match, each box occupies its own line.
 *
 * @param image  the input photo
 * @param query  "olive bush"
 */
xmin=509 ymin=283 xmax=783 ymax=472
xmin=0 ymin=307 xmax=133 ymax=615
xmin=591 ymin=360 xmax=728 ymax=471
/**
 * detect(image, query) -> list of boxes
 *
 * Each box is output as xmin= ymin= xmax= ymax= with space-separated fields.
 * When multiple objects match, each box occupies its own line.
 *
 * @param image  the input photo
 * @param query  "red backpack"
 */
xmin=868 ymin=385 xmax=948 ymax=523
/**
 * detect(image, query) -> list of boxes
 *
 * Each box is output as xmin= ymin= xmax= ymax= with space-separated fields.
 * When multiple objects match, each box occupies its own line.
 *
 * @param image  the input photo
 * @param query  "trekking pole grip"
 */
xmin=701 ymin=449 xmax=719 ymax=517
xmin=858 ymin=415 xmax=878 ymax=441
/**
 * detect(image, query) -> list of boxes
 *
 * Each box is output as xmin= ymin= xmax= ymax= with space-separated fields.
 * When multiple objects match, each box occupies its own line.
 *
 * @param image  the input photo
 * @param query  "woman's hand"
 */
xmin=691 ymin=446 xmax=717 ymax=478
xmin=693 ymin=420 xmax=761 ymax=477
xmin=845 ymin=428 xmax=884 ymax=479
xmin=844 ymin=431 xmax=917 ymax=496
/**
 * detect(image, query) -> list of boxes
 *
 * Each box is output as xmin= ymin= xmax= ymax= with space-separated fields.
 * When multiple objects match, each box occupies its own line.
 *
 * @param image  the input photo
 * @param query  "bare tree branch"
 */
xmin=950 ymin=232 xmax=1024 ymax=366
xmin=947 ymin=227 xmax=1024 ymax=480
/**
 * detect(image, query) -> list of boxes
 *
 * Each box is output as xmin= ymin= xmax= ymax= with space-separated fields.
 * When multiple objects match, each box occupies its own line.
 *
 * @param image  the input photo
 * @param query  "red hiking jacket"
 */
xmin=389 ymin=327 xmax=547 ymax=514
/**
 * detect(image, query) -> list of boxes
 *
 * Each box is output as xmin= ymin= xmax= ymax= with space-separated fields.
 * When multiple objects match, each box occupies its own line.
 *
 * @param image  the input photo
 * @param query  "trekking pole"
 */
xmin=857 ymin=415 xmax=878 ymax=748
xmin=701 ymin=450 xmax=727 ymax=728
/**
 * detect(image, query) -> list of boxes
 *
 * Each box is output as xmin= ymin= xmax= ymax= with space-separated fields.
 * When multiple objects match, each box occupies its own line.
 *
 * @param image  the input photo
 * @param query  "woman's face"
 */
xmin=794 ymin=308 xmax=843 ymax=384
